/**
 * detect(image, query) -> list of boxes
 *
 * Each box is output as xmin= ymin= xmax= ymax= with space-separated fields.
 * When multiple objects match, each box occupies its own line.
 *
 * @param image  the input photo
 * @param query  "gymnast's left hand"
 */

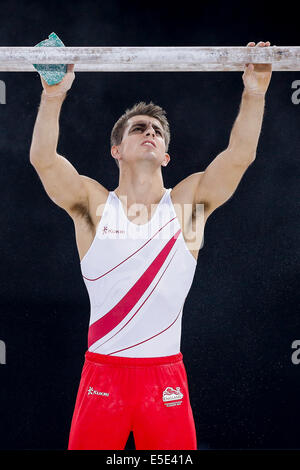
xmin=242 ymin=41 xmax=272 ymax=96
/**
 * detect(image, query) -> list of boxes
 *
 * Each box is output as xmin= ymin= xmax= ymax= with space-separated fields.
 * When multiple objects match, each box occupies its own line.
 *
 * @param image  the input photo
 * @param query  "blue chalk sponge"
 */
xmin=33 ymin=32 xmax=67 ymax=85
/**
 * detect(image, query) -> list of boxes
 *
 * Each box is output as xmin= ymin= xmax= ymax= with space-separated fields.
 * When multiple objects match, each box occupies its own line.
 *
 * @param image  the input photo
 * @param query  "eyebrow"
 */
xmin=128 ymin=120 xmax=163 ymax=132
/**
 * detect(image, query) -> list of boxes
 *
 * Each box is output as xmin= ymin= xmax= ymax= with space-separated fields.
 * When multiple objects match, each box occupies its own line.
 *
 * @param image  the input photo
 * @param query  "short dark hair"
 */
xmin=110 ymin=101 xmax=170 ymax=168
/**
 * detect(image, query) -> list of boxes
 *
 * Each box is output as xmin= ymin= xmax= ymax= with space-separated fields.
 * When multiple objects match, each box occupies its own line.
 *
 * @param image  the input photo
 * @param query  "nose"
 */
xmin=145 ymin=124 xmax=156 ymax=138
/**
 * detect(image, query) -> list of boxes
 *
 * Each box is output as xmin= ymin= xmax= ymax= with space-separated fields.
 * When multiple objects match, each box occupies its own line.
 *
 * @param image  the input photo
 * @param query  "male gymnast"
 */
xmin=29 ymin=41 xmax=272 ymax=450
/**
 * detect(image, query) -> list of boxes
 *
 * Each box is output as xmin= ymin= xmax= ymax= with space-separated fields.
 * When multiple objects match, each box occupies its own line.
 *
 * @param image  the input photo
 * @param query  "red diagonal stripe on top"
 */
xmin=83 ymin=216 xmax=176 ymax=281
xmin=88 ymin=228 xmax=181 ymax=348
xmin=93 ymin=250 xmax=177 ymax=352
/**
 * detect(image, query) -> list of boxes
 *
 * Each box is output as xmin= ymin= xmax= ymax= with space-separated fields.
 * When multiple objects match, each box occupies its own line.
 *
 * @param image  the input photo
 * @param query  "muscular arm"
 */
xmin=193 ymin=41 xmax=272 ymax=218
xmin=195 ymin=90 xmax=265 ymax=215
xmin=30 ymin=92 xmax=89 ymax=215
xmin=30 ymin=92 xmax=66 ymax=164
xmin=228 ymin=89 xmax=265 ymax=159
xmin=30 ymin=68 xmax=91 ymax=218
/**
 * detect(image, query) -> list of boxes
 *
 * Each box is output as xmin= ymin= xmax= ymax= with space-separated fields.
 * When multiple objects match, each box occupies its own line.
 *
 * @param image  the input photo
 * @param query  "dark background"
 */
xmin=0 ymin=0 xmax=299 ymax=451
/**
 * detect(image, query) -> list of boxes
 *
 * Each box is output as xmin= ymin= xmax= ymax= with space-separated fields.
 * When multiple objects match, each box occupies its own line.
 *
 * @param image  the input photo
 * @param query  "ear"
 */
xmin=162 ymin=153 xmax=170 ymax=167
xmin=111 ymin=145 xmax=121 ymax=162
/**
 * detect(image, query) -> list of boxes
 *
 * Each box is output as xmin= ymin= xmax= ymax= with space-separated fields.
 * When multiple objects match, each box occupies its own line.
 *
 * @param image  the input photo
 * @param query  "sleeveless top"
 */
xmin=80 ymin=188 xmax=199 ymax=357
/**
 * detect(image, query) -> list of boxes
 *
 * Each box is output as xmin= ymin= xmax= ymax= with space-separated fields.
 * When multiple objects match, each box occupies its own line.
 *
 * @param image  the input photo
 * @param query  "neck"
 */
xmin=115 ymin=167 xmax=166 ymax=206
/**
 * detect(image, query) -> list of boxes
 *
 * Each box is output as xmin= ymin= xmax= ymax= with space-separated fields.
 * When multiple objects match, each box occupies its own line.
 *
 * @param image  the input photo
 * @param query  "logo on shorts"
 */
xmin=162 ymin=386 xmax=183 ymax=407
xmin=87 ymin=386 xmax=109 ymax=397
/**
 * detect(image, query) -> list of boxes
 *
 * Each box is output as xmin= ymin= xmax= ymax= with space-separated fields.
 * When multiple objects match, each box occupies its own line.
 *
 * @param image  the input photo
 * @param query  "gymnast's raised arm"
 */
xmin=29 ymin=64 xmax=93 ymax=219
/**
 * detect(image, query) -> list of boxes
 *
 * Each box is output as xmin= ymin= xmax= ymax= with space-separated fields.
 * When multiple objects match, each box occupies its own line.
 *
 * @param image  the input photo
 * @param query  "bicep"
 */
xmin=31 ymin=153 xmax=89 ymax=216
xmin=195 ymin=148 xmax=255 ymax=215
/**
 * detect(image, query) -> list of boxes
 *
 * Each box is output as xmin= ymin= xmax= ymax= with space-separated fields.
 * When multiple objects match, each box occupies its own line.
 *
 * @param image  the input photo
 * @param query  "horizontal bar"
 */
xmin=0 ymin=46 xmax=299 ymax=71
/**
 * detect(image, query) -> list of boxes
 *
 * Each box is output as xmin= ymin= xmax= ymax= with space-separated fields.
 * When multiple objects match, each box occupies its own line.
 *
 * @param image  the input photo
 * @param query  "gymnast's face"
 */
xmin=111 ymin=115 xmax=170 ymax=168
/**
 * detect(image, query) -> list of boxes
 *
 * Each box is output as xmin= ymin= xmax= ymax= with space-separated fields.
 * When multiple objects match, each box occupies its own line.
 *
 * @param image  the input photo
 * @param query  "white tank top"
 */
xmin=80 ymin=188 xmax=198 ymax=357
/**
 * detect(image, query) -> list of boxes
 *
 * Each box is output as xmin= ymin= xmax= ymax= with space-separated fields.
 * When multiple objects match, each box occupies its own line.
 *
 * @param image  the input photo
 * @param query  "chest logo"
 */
xmin=102 ymin=225 xmax=126 ymax=235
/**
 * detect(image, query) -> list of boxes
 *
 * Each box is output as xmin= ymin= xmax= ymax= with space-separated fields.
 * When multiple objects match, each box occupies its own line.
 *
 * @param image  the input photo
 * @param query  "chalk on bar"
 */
xmin=33 ymin=32 xmax=67 ymax=85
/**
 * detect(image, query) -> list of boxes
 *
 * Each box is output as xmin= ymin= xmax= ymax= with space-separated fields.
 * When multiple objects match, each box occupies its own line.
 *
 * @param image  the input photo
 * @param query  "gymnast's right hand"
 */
xmin=41 ymin=64 xmax=75 ymax=98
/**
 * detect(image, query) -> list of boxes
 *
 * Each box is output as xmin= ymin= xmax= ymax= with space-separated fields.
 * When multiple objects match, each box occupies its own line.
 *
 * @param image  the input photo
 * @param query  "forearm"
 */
xmin=228 ymin=89 xmax=265 ymax=161
xmin=30 ymin=91 xmax=67 ymax=166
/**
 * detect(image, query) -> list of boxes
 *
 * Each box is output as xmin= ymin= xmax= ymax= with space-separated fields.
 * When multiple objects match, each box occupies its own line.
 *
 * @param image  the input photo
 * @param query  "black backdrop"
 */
xmin=0 ymin=0 xmax=299 ymax=451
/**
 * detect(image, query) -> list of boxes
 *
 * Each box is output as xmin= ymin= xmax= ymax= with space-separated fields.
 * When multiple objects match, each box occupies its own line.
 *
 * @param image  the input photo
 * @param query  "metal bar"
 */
xmin=0 ymin=46 xmax=299 ymax=71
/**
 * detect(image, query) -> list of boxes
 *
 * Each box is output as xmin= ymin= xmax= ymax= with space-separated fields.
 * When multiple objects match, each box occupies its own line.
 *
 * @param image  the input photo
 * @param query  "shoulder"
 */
xmin=170 ymin=172 xmax=205 ymax=205
xmin=79 ymin=175 xmax=109 ymax=205
xmin=71 ymin=175 xmax=109 ymax=225
xmin=170 ymin=172 xmax=212 ymax=224
xmin=80 ymin=175 xmax=109 ymax=196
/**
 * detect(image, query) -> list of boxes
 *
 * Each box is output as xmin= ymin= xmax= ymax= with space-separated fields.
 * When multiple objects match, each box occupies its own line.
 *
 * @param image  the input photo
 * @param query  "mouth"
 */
xmin=142 ymin=140 xmax=156 ymax=148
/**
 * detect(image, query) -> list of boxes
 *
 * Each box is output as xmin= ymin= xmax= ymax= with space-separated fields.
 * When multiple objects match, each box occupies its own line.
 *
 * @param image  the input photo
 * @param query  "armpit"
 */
xmin=70 ymin=202 xmax=94 ymax=229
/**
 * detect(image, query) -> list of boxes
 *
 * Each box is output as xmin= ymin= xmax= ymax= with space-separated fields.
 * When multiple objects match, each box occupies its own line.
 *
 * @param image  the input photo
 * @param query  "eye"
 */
xmin=132 ymin=126 xmax=162 ymax=135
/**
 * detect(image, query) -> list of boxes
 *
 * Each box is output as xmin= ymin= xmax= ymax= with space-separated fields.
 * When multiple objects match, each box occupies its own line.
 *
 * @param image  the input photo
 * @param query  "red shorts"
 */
xmin=68 ymin=351 xmax=197 ymax=450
